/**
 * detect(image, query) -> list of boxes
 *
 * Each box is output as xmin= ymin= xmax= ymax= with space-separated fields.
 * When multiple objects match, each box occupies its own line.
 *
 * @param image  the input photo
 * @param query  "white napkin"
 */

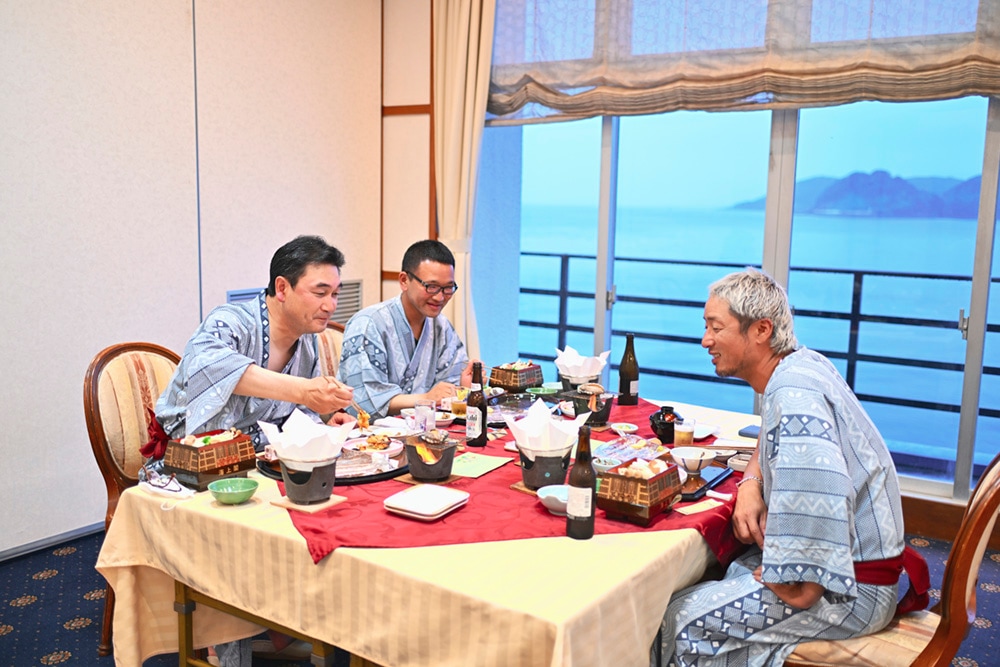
xmin=554 ymin=345 xmax=610 ymax=380
xmin=258 ymin=408 xmax=352 ymax=470
xmin=504 ymin=398 xmax=591 ymax=460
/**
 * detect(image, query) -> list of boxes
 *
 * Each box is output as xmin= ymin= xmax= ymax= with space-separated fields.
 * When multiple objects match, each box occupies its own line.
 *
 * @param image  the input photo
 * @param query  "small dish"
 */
xmin=558 ymin=400 xmax=575 ymax=417
xmin=536 ymin=484 xmax=569 ymax=516
xmin=541 ymin=382 xmax=562 ymax=391
xmin=435 ymin=412 xmax=455 ymax=427
xmin=526 ymin=386 xmax=557 ymax=396
xmin=383 ymin=484 xmax=470 ymax=521
xmin=728 ymin=452 xmax=752 ymax=472
xmin=592 ymin=457 xmax=621 ymax=474
xmin=609 ymin=422 xmax=638 ymax=435
xmin=670 ymin=447 xmax=716 ymax=475
xmin=710 ymin=448 xmax=737 ymax=463
xmin=207 ymin=478 xmax=258 ymax=505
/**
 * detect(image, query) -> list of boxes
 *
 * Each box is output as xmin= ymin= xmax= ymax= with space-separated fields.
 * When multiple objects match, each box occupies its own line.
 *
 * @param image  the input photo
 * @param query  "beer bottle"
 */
xmin=617 ymin=332 xmax=639 ymax=406
xmin=466 ymin=362 xmax=488 ymax=447
xmin=566 ymin=425 xmax=596 ymax=539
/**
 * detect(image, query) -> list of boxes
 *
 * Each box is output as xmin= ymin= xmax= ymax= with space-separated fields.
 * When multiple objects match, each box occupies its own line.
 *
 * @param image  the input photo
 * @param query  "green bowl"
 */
xmin=208 ymin=478 xmax=259 ymax=504
xmin=526 ymin=386 xmax=557 ymax=396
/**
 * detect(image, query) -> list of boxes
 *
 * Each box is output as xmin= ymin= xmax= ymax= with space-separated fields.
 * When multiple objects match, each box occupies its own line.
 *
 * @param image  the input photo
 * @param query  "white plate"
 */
xmin=434 ymin=412 xmax=455 ymax=427
xmin=343 ymin=436 xmax=404 ymax=457
xmin=694 ymin=424 xmax=720 ymax=440
xmin=610 ymin=422 xmax=638 ymax=434
xmin=558 ymin=400 xmax=576 ymax=417
xmin=383 ymin=484 xmax=470 ymax=520
xmin=349 ymin=426 xmax=411 ymax=440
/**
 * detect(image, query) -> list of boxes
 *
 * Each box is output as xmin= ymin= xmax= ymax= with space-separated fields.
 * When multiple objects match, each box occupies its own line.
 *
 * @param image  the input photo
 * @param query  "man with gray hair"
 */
xmin=659 ymin=267 xmax=926 ymax=666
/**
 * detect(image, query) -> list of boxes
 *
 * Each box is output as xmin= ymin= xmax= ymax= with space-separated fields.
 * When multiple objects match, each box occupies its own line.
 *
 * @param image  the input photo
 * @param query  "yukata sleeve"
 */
xmin=433 ymin=320 xmax=469 ymax=384
xmin=760 ymin=388 xmax=858 ymax=603
xmin=168 ymin=315 xmax=257 ymax=436
xmin=337 ymin=316 xmax=400 ymax=419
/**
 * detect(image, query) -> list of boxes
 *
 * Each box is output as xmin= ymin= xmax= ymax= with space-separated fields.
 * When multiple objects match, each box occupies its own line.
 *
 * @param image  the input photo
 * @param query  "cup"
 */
xmin=440 ymin=396 xmax=454 ymax=412
xmin=414 ymin=400 xmax=435 ymax=433
xmin=674 ymin=420 xmax=695 ymax=446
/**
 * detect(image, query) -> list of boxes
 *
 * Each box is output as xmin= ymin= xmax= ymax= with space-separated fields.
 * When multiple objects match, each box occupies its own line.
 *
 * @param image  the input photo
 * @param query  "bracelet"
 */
xmin=736 ymin=475 xmax=762 ymax=488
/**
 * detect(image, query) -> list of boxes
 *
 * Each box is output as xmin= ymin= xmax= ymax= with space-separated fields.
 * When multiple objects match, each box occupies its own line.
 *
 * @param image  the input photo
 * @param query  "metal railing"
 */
xmin=518 ymin=251 xmax=1000 ymax=418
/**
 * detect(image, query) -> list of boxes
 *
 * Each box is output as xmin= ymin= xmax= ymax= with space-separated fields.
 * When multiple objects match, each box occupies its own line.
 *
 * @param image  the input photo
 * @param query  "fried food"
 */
xmin=361 ymin=433 xmax=390 ymax=451
xmin=357 ymin=409 xmax=370 ymax=430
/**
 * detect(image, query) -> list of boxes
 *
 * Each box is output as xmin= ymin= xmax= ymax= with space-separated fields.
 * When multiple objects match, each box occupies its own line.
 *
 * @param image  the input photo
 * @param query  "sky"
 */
xmin=521 ymin=96 xmax=990 ymax=209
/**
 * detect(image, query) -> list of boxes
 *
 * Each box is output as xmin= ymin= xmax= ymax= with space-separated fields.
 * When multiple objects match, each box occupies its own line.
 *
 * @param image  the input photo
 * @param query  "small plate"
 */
xmin=609 ymin=422 xmax=638 ymax=434
xmin=558 ymin=400 xmax=575 ymax=417
xmin=435 ymin=412 xmax=455 ymax=427
xmin=384 ymin=484 xmax=470 ymax=521
xmin=694 ymin=424 xmax=720 ymax=440
xmin=343 ymin=436 xmax=404 ymax=457
xmin=536 ymin=484 xmax=568 ymax=516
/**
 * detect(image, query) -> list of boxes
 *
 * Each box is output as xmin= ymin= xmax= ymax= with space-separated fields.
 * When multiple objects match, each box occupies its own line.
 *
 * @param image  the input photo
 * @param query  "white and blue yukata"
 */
xmin=660 ymin=348 xmax=905 ymax=667
xmin=155 ymin=291 xmax=323 ymax=450
xmin=337 ymin=295 xmax=468 ymax=419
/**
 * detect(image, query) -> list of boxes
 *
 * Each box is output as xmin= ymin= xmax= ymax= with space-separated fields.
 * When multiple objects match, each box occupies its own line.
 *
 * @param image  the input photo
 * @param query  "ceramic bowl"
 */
xmin=207 ymin=478 xmax=258 ymax=504
xmin=526 ymin=386 xmax=558 ymax=397
xmin=670 ymin=447 xmax=717 ymax=475
xmin=592 ymin=457 xmax=622 ymax=474
xmin=536 ymin=484 xmax=569 ymax=515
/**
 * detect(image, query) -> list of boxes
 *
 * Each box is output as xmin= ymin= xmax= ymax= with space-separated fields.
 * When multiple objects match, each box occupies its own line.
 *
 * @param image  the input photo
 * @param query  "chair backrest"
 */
xmin=921 ymin=451 xmax=1000 ymax=666
xmin=316 ymin=320 xmax=345 ymax=377
xmin=84 ymin=342 xmax=180 ymax=530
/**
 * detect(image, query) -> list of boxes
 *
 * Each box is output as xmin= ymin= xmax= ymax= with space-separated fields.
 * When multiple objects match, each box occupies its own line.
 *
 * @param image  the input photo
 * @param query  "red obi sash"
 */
xmin=853 ymin=545 xmax=930 ymax=616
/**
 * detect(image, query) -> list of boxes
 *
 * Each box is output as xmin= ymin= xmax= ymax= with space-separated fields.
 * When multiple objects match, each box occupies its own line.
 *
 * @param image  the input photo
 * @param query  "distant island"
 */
xmin=733 ymin=170 xmax=980 ymax=219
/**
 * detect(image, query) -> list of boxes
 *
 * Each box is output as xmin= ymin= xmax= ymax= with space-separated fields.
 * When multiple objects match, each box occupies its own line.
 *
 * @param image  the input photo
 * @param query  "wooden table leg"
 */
xmin=174 ymin=581 xmax=214 ymax=667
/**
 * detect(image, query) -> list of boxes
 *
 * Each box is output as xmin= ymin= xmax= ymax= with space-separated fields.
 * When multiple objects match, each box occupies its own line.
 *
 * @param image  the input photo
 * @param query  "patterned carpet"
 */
xmin=0 ymin=531 xmax=998 ymax=666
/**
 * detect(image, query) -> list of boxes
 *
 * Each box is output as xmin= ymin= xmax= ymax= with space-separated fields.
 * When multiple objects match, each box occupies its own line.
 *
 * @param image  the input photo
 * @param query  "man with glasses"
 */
xmin=338 ymin=239 xmax=474 ymax=419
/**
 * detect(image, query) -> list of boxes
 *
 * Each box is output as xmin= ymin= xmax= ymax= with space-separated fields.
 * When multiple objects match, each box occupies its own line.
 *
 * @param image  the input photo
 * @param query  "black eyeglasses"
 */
xmin=406 ymin=271 xmax=458 ymax=296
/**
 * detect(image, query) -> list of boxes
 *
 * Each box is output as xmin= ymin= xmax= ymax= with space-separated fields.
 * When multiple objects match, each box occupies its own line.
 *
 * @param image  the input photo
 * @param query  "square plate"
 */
xmin=383 ymin=484 xmax=470 ymax=520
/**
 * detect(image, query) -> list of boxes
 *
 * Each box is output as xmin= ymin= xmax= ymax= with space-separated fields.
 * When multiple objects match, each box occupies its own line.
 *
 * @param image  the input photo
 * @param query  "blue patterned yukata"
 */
xmin=660 ymin=348 xmax=904 ymax=667
xmin=155 ymin=291 xmax=322 ymax=450
xmin=338 ymin=295 xmax=468 ymax=419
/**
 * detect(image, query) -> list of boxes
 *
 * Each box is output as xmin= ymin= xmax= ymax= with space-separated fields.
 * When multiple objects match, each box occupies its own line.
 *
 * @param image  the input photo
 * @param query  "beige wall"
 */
xmin=0 ymin=0 xmax=382 ymax=555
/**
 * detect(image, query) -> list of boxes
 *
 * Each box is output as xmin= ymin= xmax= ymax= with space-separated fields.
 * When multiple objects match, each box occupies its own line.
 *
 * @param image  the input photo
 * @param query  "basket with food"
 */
xmin=596 ymin=458 xmax=683 ymax=526
xmin=162 ymin=428 xmax=256 ymax=491
xmin=489 ymin=360 xmax=544 ymax=393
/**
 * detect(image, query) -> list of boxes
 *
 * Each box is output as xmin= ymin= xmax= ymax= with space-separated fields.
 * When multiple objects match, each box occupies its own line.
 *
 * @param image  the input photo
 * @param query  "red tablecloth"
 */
xmin=285 ymin=399 xmax=746 ymax=565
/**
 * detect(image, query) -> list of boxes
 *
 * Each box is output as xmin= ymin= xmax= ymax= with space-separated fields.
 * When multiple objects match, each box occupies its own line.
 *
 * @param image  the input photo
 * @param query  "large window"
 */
xmin=475 ymin=96 xmax=1000 ymax=499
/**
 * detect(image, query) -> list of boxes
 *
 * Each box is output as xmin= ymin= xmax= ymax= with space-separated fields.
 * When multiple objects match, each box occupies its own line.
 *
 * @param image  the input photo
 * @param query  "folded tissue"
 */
xmin=554 ymin=345 xmax=610 ymax=381
xmin=259 ymin=408 xmax=353 ymax=472
xmin=505 ymin=398 xmax=591 ymax=460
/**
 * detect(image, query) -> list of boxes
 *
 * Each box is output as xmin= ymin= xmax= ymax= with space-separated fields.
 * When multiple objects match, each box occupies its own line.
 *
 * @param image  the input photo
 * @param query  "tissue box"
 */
xmin=162 ymin=430 xmax=256 ymax=491
xmin=489 ymin=363 xmax=544 ymax=393
xmin=596 ymin=460 xmax=683 ymax=526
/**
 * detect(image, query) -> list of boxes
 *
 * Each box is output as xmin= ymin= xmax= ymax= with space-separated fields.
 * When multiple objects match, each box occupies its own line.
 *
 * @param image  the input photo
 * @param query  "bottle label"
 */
xmin=466 ymin=410 xmax=482 ymax=439
xmin=629 ymin=380 xmax=639 ymax=394
xmin=470 ymin=383 xmax=482 ymax=391
xmin=566 ymin=486 xmax=592 ymax=518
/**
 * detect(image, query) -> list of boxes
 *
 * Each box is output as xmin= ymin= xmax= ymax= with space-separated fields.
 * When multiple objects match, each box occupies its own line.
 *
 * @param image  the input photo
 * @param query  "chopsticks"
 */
xmin=324 ymin=376 xmax=369 ymax=419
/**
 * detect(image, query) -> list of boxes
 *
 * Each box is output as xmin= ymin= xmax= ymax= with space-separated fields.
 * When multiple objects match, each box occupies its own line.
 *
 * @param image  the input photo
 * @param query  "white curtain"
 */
xmin=434 ymin=0 xmax=497 ymax=359
xmin=489 ymin=0 xmax=1000 ymax=123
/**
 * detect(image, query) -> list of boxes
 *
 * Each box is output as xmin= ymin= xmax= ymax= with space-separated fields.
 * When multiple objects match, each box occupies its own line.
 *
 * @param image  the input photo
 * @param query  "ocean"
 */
xmin=516 ymin=204 xmax=996 ymax=472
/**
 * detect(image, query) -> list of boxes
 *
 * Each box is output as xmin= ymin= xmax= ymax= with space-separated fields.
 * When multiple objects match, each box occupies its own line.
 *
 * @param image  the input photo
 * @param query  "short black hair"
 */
xmin=401 ymin=240 xmax=455 ymax=273
xmin=266 ymin=236 xmax=345 ymax=296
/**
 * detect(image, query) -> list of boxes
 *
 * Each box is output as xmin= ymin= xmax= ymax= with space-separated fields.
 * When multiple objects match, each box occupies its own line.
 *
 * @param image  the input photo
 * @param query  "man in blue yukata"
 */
xmin=153 ymin=235 xmax=355 ymax=665
xmin=338 ymin=239 xmax=475 ymax=419
xmin=658 ymin=267 xmax=927 ymax=667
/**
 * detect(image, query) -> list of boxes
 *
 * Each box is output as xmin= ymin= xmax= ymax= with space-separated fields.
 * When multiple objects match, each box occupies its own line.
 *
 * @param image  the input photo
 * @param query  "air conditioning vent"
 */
xmin=226 ymin=279 xmax=363 ymax=325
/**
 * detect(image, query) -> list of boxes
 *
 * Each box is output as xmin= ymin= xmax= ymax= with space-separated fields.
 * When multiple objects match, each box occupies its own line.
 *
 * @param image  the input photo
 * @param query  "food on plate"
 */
xmin=181 ymin=427 xmax=241 ymax=446
xmin=420 ymin=429 xmax=450 ymax=444
xmin=620 ymin=458 xmax=670 ymax=480
xmin=360 ymin=434 xmax=391 ymax=451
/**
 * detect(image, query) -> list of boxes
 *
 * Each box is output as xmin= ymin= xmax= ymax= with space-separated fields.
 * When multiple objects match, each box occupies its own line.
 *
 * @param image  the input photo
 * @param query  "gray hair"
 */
xmin=709 ymin=268 xmax=798 ymax=355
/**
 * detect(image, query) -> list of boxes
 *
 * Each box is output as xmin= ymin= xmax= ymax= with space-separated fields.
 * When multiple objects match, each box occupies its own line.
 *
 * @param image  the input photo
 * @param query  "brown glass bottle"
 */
xmin=566 ymin=425 xmax=595 ymax=539
xmin=465 ymin=362 xmax=488 ymax=447
xmin=617 ymin=332 xmax=639 ymax=406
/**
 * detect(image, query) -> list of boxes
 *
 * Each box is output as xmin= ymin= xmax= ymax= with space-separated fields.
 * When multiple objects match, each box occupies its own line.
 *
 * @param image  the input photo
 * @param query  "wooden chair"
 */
xmin=784 ymin=451 xmax=1000 ymax=667
xmin=84 ymin=342 xmax=180 ymax=657
xmin=316 ymin=320 xmax=345 ymax=377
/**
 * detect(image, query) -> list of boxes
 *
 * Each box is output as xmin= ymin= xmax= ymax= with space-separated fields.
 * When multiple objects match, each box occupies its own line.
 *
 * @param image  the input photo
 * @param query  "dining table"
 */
xmin=95 ymin=399 xmax=760 ymax=667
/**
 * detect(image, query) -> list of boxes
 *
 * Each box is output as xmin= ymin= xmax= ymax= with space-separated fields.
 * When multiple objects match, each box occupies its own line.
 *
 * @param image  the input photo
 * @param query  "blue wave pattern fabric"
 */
xmin=338 ymin=295 xmax=467 ymax=419
xmin=661 ymin=348 xmax=904 ymax=666
xmin=156 ymin=290 xmax=322 ymax=449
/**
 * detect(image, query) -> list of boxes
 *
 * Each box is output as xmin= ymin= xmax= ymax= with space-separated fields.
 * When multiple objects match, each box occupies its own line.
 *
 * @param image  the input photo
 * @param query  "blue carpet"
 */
xmin=1 ymin=532 xmax=998 ymax=666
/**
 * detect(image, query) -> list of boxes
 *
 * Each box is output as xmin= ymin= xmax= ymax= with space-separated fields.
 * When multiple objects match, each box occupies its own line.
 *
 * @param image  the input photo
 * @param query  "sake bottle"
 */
xmin=466 ymin=362 xmax=488 ymax=447
xmin=566 ymin=425 xmax=596 ymax=539
xmin=617 ymin=332 xmax=639 ymax=405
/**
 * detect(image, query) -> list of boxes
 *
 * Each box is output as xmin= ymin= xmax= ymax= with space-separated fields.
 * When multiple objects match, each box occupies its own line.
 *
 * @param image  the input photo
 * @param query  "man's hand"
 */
xmin=326 ymin=411 xmax=357 ymax=426
xmin=300 ymin=376 xmax=354 ymax=415
xmin=733 ymin=477 xmax=767 ymax=547
xmin=752 ymin=565 xmax=825 ymax=609
xmin=460 ymin=360 xmax=481 ymax=388
xmin=423 ymin=381 xmax=459 ymax=404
